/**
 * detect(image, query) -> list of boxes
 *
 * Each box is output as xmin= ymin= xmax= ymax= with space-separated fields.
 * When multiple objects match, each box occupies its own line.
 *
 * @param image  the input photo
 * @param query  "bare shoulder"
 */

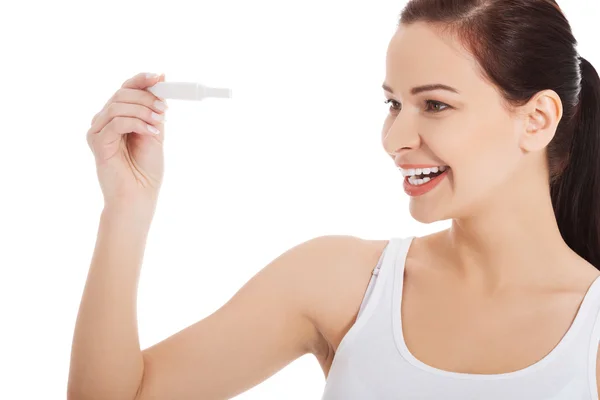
xmin=302 ymin=236 xmax=391 ymax=363
xmin=241 ymin=234 xmax=390 ymax=358
xmin=134 ymin=234 xmax=390 ymax=400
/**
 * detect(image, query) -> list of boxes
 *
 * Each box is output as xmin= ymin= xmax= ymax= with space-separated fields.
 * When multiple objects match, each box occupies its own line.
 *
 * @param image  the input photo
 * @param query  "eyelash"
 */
xmin=384 ymin=99 xmax=450 ymax=114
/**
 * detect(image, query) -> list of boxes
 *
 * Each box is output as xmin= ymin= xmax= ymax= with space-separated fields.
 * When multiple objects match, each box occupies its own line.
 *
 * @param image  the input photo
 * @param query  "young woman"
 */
xmin=68 ymin=0 xmax=600 ymax=399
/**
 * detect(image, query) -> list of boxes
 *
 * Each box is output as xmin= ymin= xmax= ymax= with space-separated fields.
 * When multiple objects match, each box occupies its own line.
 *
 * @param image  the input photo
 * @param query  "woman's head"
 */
xmin=381 ymin=0 xmax=600 ymax=268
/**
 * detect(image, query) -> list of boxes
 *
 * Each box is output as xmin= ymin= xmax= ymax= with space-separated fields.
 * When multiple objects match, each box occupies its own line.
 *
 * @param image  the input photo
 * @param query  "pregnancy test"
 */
xmin=147 ymin=82 xmax=232 ymax=101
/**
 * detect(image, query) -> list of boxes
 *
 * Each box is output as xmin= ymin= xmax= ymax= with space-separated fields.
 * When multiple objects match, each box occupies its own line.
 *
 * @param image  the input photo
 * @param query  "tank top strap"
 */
xmin=356 ymin=236 xmax=412 ymax=320
xmin=380 ymin=236 xmax=415 ymax=290
xmin=374 ymin=237 xmax=410 ymax=275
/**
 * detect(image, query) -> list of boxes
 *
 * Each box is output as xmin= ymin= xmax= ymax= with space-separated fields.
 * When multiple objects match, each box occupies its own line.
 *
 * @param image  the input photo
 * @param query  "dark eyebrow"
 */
xmin=382 ymin=83 xmax=460 ymax=95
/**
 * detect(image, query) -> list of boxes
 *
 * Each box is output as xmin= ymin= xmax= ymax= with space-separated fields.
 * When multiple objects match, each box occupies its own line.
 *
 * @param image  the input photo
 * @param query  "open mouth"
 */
xmin=400 ymin=165 xmax=450 ymax=196
xmin=402 ymin=166 xmax=449 ymax=186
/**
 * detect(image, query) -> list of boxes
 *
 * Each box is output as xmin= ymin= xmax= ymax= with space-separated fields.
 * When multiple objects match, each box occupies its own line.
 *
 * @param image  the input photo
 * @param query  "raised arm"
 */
xmin=68 ymin=202 xmax=357 ymax=399
xmin=69 ymin=71 xmax=371 ymax=400
xmin=134 ymin=234 xmax=343 ymax=399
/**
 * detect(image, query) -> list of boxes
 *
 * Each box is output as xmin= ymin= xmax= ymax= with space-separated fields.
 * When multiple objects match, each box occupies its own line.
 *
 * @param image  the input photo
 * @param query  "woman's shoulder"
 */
xmin=299 ymin=235 xmax=393 ymax=359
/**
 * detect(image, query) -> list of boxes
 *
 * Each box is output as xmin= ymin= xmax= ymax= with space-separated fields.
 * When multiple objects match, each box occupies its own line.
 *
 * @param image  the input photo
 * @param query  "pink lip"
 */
xmin=403 ymin=169 xmax=450 ymax=197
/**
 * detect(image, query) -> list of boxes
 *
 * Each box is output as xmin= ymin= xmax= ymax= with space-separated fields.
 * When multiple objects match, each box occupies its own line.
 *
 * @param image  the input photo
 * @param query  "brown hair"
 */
xmin=399 ymin=0 xmax=600 ymax=268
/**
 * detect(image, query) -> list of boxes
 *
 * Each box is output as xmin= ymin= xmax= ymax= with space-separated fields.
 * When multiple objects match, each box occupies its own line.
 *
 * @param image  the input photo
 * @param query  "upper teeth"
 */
xmin=400 ymin=166 xmax=448 ymax=177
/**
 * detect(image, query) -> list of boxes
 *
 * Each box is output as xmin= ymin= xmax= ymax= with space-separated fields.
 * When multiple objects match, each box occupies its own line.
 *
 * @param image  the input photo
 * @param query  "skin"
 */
xmin=68 ymin=22 xmax=600 ymax=400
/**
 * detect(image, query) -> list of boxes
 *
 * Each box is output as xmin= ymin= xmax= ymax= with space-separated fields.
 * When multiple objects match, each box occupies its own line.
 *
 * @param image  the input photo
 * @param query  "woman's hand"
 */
xmin=87 ymin=72 xmax=168 ymax=212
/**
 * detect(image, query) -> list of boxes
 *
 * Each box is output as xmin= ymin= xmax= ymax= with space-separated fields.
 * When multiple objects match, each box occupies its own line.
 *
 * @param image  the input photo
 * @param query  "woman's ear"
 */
xmin=518 ymin=89 xmax=563 ymax=153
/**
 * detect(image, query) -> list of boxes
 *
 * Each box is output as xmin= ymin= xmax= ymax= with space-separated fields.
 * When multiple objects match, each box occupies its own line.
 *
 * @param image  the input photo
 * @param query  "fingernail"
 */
xmin=151 ymin=112 xmax=165 ymax=122
xmin=154 ymin=100 xmax=167 ymax=112
xmin=147 ymin=124 xmax=160 ymax=135
xmin=146 ymin=72 xmax=158 ymax=79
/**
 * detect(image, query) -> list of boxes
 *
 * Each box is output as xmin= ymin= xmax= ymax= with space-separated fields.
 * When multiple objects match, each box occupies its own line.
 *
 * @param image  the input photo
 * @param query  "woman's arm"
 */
xmin=68 ymin=206 xmax=155 ymax=400
xmin=67 ymin=205 xmax=356 ymax=400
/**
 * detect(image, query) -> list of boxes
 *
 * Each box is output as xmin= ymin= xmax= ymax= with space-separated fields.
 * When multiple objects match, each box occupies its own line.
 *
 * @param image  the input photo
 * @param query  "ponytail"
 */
xmin=551 ymin=56 xmax=600 ymax=269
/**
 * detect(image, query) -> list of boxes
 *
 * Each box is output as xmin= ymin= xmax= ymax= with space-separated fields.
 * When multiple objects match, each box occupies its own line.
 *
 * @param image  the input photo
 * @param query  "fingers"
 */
xmin=89 ymin=101 xmax=164 ymax=135
xmin=88 ymin=116 xmax=162 ymax=152
xmin=113 ymin=87 xmax=168 ymax=112
xmin=87 ymin=72 xmax=169 ymax=153
xmin=89 ymin=89 xmax=167 ymax=133
xmin=91 ymin=73 xmax=167 ymax=125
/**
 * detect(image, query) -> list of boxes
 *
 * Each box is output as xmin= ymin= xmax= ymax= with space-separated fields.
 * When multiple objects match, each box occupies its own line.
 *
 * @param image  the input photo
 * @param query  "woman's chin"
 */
xmin=409 ymin=202 xmax=447 ymax=224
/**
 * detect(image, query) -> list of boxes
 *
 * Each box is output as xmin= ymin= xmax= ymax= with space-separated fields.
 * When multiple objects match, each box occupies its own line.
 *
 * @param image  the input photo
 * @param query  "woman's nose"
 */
xmin=382 ymin=116 xmax=420 ymax=156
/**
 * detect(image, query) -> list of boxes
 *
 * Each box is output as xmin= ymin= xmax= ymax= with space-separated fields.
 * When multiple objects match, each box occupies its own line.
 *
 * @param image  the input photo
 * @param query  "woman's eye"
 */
xmin=384 ymin=99 xmax=450 ymax=114
xmin=424 ymin=100 xmax=450 ymax=113
xmin=384 ymin=99 xmax=401 ymax=112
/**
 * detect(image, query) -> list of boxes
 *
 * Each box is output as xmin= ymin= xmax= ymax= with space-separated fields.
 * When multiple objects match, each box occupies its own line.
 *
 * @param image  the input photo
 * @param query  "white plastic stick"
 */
xmin=147 ymin=82 xmax=232 ymax=101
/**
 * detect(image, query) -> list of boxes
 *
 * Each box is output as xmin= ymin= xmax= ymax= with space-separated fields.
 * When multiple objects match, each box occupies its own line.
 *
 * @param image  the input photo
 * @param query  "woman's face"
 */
xmin=381 ymin=22 xmax=544 ymax=224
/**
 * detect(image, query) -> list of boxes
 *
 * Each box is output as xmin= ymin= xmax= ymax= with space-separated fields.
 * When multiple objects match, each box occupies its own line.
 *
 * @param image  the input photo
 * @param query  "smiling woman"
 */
xmin=354 ymin=0 xmax=600 ymax=397
xmin=67 ymin=1 xmax=600 ymax=399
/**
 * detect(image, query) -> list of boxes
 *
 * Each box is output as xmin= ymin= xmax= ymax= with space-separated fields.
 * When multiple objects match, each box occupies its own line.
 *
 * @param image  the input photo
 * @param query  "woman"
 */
xmin=68 ymin=0 xmax=600 ymax=399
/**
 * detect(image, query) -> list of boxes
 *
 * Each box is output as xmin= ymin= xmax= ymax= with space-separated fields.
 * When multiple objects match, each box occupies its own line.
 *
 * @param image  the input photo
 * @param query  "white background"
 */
xmin=1 ymin=0 xmax=598 ymax=399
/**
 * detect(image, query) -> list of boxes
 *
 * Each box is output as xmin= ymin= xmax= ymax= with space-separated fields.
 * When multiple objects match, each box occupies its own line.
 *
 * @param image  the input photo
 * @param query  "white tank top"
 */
xmin=321 ymin=236 xmax=600 ymax=399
